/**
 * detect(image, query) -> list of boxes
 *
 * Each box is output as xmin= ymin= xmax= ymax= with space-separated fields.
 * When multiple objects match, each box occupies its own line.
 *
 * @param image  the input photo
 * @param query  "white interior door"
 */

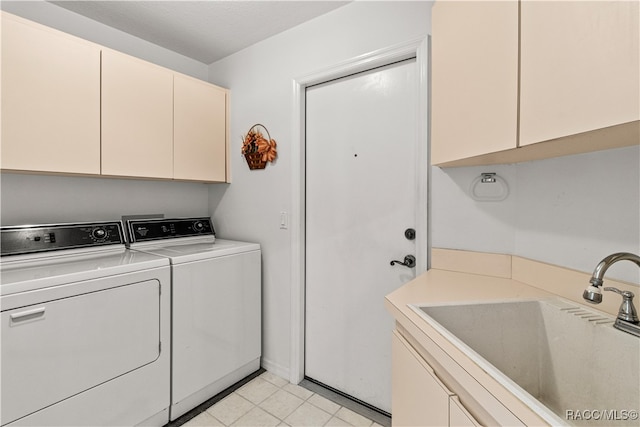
xmin=305 ymin=59 xmax=418 ymax=413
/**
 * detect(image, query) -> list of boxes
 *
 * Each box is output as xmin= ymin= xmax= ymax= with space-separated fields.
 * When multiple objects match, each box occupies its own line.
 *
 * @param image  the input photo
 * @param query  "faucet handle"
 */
xmin=604 ymin=286 xmax=634 ymax=298
xmin=604 ymin=287 xmax=639 ymax=324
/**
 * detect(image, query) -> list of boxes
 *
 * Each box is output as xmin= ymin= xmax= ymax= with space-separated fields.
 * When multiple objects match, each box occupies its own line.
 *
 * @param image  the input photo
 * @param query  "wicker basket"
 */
xmin=244 ymin=152 xmax=267 ymax=170
xmin=242 ymin=124 xmax=274 ymax=170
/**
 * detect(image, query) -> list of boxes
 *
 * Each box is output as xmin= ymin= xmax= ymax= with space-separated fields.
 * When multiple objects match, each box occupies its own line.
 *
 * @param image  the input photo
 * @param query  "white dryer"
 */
xmin=126 ymin=217 xmax=261 ymax=420
xmin=0 ymin=221 xmax=171 ymax=426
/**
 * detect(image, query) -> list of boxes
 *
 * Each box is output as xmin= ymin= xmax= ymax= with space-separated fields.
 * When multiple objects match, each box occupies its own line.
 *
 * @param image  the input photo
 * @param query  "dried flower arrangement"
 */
xmin=241 ymin=124 xmax=277 ymax=170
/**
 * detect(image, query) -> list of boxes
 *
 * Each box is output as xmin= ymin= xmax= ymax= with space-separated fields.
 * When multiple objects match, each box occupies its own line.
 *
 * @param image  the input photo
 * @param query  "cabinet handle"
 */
xmin=10 ymin=307 xmax=45 ymax=324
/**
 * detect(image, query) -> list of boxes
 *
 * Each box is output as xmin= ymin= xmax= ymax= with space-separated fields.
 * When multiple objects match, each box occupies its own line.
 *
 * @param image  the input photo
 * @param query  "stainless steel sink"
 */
xmin=410 ymin=298 xmax=640 ymax=426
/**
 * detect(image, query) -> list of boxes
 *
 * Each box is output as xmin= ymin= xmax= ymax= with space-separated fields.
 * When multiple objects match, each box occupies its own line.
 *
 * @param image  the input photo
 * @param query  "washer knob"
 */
xmin=92 ymin=227 xmax=107 ymax=240
xmin=193 ymin=221 xmax=205 ymax=232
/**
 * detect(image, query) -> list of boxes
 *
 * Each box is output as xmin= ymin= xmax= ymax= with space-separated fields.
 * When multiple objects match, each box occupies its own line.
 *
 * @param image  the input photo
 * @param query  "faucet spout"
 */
xmin=583 ymin=252 xmax=640 ymax=337
xmin=589 ymin=252 xmax=640 ymax=288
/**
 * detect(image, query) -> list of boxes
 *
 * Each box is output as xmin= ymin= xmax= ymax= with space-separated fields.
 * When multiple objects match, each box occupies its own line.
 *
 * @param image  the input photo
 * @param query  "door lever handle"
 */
xmin=390 ymin=255 xmax=416 ymax=268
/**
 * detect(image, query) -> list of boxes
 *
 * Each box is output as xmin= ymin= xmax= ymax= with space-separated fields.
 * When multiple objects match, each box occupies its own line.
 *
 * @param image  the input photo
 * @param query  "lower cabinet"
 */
xmin=391 ymin=330 xmax=480 ymax=427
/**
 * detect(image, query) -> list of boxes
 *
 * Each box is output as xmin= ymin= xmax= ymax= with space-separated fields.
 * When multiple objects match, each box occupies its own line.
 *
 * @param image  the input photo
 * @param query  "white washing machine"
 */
xmin=126 ymin=217 xmax=261 ymax=420
xmin=0 ymin=221 xmax=171 ymax=426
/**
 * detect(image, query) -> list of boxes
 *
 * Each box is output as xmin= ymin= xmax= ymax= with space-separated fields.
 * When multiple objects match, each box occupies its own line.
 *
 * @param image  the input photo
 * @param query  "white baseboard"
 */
xmin=261 ymin=357 xmax=290 ymax=383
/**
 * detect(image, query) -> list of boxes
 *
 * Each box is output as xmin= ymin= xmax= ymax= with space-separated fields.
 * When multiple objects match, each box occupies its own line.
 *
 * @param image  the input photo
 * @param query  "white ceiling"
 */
xmin=48 ymin=1 xmax=350 ymax=64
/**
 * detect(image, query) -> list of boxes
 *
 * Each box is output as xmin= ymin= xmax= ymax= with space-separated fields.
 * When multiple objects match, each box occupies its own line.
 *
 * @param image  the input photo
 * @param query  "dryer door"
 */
xmin=1 ymin=279 xmax=160 ymax=425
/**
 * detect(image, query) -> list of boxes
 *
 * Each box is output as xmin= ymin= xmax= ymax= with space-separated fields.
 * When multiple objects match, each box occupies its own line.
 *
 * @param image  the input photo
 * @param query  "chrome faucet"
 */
xmin=583 ymin=252 xmax=640 ymax=337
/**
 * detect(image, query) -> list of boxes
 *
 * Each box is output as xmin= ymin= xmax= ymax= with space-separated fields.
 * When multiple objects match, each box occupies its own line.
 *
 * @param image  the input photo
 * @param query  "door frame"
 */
xmin=289 ymin=36 xmax=430 ymax=384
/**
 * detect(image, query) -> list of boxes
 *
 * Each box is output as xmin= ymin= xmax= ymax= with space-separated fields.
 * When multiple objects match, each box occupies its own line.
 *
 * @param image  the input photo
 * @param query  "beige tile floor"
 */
xmin=182 ymin=372 xmax=382 ymax=427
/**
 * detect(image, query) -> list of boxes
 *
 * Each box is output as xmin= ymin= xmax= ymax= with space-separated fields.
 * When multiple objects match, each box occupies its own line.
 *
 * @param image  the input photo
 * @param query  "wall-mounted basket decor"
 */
xmin=241 ymin=124 xmax=277 ymax=170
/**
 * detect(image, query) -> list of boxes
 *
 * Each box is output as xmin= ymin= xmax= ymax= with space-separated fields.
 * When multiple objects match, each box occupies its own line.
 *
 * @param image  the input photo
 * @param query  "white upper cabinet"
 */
xmin=101 ymin=49 xmax=174 ymax=179
xmin=431 ymin=0 xmax=639 ymax=167
xmin=519 ymin=0 xmax=640 ymax=146
xmin=174 ymin=74 xmax=228 ymax=182
xmin=431 ymin=1 xmax=519 ymax=165
xmin=1 ymin=11 xmax=230 ymax=183
xmin=1 ymin=12 xmax=101 ymax=175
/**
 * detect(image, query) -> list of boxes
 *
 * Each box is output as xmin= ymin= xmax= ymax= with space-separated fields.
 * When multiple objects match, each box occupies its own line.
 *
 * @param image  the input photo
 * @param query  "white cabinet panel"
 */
xmin=2 ymin=12 xmax=229 ymax=182
xmin=450 ymin=396 xmax=480 ymax=427
xmin=174 ymin=74 xmax=227 ymax=182
xmin=1 ymin=12 xmax=100 ymax=174
xmin=431 ymin=0 xmax=639 ymax=167
xmin=520 ymin=1 xmax=640 ymax=146
xmin=392 ymin=331 xmax=452 ymax=426
xmin=431 ymin=0 xmax=518 ymax=165
xmin=101 ymin=49 xmax=174 ymax=179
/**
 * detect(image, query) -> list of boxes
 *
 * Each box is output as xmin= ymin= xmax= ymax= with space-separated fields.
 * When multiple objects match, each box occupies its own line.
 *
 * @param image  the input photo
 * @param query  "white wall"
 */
xmin=0 ymin=1 xmax=211 ymax=226
xmin=432 ymin=145 xmax=640 ymax=284
xmin=0 ymin=173 xmax=209 ymax=225
xmin=207 ymin=1 xmax=433 ymax=378
xmin=514 ymin=146 xmax=640 ymax=283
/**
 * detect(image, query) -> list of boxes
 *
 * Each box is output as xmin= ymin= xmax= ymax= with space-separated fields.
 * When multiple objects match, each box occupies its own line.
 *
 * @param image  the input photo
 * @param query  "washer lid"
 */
xmin=132 ymin=239 xmax=260 ymax=264
xmin=0 ymin=249 xmax=168 ymax=297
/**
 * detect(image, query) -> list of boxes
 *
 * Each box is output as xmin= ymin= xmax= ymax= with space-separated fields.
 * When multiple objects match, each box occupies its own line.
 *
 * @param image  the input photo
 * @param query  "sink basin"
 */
xmin=410 ymin=298 xmax=640 ymax=426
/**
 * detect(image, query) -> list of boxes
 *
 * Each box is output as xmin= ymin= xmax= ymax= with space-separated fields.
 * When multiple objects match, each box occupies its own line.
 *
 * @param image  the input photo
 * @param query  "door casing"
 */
xmin=289 ymin=36 xmax=430 ymax=384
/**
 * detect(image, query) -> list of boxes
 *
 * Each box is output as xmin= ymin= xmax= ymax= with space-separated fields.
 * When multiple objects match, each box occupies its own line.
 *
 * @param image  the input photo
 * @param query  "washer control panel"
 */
xmin=1 ymin=222 xmax=124 ymax=256
xmin=127 ymin=217 xmax=214 ymax=244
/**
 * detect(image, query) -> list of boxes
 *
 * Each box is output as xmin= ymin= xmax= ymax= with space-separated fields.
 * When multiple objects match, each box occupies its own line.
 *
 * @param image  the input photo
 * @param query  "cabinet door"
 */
xmin=101 ymin=49 xmax=173 ymax=178
xmin=520 ymin=1 xmax=640 ymax=146
xmin=174 ymin=74 xmax=227 ymax=182
xmin=1 ymin=12 xmax=100 ymax=174
xmin=391 ymin=330 xmax=452 ymax=426
xmin=450 ymin=396 xmax=480 ymax=427
xmin=431 ymin=1 xmax=519 ymax=165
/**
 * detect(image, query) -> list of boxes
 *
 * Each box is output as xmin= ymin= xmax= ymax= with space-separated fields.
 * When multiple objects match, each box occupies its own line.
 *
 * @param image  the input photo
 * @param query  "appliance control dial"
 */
xmin=91 ymin=227 xmax=108 ymax=241
xmin=193 ymin=220 xmax=205 ymax=232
